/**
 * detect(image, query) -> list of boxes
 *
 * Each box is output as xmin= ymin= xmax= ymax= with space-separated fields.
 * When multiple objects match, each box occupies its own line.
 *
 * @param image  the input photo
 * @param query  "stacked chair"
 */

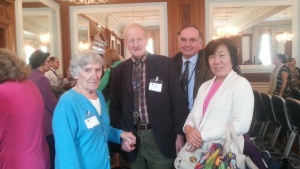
xmin=284 ymin=98 xmax=300 ymax=156
xmin=252 ymin=90 xmax=269 ymax=139
xmin=260 ymin=93 xmax=278 ymax=140
xmin=271 ymin=95 xmax=293 ymax=148
xmin=290 ymin=88 xmax=300 ymax=100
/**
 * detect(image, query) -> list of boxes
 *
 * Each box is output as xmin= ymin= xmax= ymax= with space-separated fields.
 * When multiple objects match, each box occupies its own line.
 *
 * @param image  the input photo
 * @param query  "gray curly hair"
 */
xmin=69 ymin=51 xmax=103 ymax=78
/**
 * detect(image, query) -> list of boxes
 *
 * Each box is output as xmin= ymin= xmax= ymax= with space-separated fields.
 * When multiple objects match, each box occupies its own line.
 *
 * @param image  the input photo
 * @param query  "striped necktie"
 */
xmin=181 ymin=61 xmax=190 ymax=105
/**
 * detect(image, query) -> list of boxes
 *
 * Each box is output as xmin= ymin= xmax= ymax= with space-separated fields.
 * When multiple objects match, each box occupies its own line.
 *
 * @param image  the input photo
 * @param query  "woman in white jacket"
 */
xmin=184 ymin=38 xmax=254 ymax=158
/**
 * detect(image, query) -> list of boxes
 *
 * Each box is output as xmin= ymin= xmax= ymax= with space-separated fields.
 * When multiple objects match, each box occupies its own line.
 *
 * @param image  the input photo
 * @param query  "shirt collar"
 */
xmin=131 ymin=52 xmax=148 ymax=63
xmin=182 ymin=54 xmax=198 ymax=66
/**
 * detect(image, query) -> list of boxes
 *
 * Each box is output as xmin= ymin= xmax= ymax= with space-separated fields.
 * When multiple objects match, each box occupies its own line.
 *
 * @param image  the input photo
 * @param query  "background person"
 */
xmin=28 ymin=50 xmax=58 ymax=169
xmin=45 ymin=57 xmax=69 ymax=98
xmin=287 ymin=58 xmax=300 ymax=89
xmin=98 ymin=48 xmax=124 ymax=169
xmin=98 ymin=48 xmax=123 ymax=107
xmin=183 ymin=38 xmax=254 ymax=163
xmin=110 ymin=23 xmax=188 ymax=169
xmin=0 ymin=49 xmax=50 ymax=169
xmin=269 ymin=53 xmax=292 ymax=98
xmin=172 ymin=25 xmax=213 ymax=111
xmin=52 ymin=51 xmax=136 ymax=169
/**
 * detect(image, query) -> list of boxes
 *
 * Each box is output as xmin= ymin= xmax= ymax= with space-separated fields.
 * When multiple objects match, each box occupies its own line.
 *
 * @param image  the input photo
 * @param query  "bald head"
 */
xmin=123 ymin=23 xmax=148 ymax=59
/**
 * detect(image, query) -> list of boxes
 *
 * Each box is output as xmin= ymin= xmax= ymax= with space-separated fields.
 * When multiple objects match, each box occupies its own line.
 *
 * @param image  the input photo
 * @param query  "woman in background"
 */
xmin=0 ymin=49 xmax=50 ymax=169
xmin=98 ymin=49 xmax=123 ymax=103
xmin=28 ymin=50 xmax=57 ymax=169
xmin=287 ymin=58 xmax=300 ymax=89
xmin=269 ymin=54 xmax=291 ymax=98
xmin=98 ymin=48 xmax=124 ymax=169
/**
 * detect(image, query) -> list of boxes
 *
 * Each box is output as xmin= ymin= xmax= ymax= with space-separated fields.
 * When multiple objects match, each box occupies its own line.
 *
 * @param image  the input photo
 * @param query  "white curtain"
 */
xmin=252 ymin=27 xmax=276 ymax=65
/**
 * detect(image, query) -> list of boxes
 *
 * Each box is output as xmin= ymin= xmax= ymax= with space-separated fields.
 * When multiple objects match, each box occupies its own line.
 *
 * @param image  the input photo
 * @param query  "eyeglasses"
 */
xmin=45 ymin=60 xmax=50 ymax=63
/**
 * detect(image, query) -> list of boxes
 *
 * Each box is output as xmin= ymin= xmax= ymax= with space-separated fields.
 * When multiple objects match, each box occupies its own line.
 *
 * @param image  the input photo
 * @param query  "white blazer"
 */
xmin=184 ymin=70 xmax=254 ymax=153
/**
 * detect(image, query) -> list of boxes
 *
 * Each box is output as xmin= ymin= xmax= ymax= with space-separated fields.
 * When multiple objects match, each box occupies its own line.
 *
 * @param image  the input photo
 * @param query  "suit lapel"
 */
xmin=145 ymin=54 xmax=158 ymax=91
xmin=123 ymin=60 xmax=134 ymax=98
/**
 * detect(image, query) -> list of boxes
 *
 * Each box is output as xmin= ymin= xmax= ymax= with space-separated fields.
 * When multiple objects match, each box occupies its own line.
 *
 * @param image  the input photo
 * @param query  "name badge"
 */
xmin=149 ymin=76 xmax=163 ymax=92
xmin=84 ymin=116 xmax=99 ymax=129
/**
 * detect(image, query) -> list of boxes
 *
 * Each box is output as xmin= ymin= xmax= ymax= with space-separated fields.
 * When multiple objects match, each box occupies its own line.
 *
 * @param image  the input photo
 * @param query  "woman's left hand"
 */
xmin=184 ymin=125 xmax=203 ymax=148
xmin=120 ymin=132 xmax=136 ymax=152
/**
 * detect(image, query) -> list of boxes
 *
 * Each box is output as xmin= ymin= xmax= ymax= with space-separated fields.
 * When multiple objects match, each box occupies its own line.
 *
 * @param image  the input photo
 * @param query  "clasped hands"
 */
xmin=120 ymin=131 xmax=136 ymax=152
xmin=184 ymin=125 xmax=203 ymax=152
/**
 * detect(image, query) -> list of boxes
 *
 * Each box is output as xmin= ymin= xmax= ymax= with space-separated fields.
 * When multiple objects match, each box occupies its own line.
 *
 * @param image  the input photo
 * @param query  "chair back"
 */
xmin=290 ymin=88 xmax=300 ymax=101
xmin=253 ymin=90 xmax=268 ymax=121
xmin=271 ymin=95 xmax=293 ymax=132
xmin=285 ymin=98 xmax=300 ymax=130
xmin=260 ymin=93 xmax=277 ymax=123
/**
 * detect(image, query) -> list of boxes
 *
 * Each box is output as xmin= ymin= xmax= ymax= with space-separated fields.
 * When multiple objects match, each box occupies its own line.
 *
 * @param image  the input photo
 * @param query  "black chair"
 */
xmin=290 ymin=88 xmax=300 ymax=100
xmin=260 ymin=93 xmax=278 ymax=140
xmin=271 ymin=95 xmax=293 ymax=147
xmin=252 ymin=90 xmax=268 ymax=138
xmin=284 ymin=98 xmax=300 ymax=156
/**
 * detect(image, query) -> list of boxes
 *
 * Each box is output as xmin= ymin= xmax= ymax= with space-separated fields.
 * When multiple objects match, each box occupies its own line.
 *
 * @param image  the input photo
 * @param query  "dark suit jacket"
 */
xmin=172 ymin=49 xmax=214 ymax=100
xmin=110 ymin=53 xmax=189 ymax=161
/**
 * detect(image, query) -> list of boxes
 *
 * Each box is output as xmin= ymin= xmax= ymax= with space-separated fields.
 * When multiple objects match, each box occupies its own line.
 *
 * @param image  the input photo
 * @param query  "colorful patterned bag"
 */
xmin=194 ymin=142 xmax=238 ymax=169
xmin=174 ymin=124 xmax=258 ymax=169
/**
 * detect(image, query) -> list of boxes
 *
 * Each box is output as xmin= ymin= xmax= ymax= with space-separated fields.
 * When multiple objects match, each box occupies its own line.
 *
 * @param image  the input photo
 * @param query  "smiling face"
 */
xmin=75 ymin=63 xmax=102 ymax=94
xmin=208 ymin=44 xmax=233 ymax=82
xmin=124 ymin=24 xmax=148 ymax=59
xmin=178 ymin=27 xmax=202 ymax=59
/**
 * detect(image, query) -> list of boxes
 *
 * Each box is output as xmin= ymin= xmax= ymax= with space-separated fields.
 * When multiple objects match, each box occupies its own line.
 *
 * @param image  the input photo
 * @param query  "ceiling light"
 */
xmin=216 ymin=27 xmax=239 ymax=38
xmin=69 ymin=0 xmax=108 ymax=4
xmin=39 ymin=34 xmax=50 ymax=45
xmin=276 ymin=32 xmax=293 ymax=43
xmin=276 ymin=12 xmax=293 ymax=43
xmin=78 ymin=41 xmax=90 ymax=51
xmin=214 ymin=6 xmax=239 ymax=38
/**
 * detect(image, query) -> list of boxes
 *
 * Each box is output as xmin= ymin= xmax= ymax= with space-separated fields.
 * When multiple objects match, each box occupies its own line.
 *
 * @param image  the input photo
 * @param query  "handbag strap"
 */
xmin=224 ymin=124 xmax=243 ymax=154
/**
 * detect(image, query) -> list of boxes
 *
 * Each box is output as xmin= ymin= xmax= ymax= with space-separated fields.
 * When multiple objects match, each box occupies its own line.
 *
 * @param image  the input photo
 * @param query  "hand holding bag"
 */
xmin=174 ymin=124 xmax=258 ymax=169
xmin=228 ymin=125 xmax=258 ymax=169
xmin=225 ymin=124 xmax=258 ymax=169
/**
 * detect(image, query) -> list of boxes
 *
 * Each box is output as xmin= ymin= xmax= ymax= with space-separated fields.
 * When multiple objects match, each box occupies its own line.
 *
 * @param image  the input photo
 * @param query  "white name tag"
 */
xmin=149 ymin=77 xmax=163 ymax=92
xmin=84 ymin=116 xmax=99 ymax=129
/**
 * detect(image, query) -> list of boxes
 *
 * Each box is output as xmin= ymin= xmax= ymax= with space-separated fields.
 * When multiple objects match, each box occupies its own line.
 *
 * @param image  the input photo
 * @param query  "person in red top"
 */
xmin=0 ymin=49 xmax=50 ymax=169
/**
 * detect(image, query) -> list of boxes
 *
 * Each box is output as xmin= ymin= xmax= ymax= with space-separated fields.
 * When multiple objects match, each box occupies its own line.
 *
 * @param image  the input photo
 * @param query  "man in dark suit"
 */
xmin=173 ymin=25 xmax=214 ymax=111
xmin=110 ymin=23 xmax=188 ymax=169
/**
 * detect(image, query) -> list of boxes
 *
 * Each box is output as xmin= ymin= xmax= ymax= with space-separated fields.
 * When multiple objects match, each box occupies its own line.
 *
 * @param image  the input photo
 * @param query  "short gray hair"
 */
xmin=69 ymin=51 xmax=103 ymax=78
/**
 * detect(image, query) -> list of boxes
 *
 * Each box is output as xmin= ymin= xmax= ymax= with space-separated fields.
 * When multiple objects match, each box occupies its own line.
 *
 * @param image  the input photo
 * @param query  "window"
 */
xmin=146 ymin=38 xmax=154 ymax=54
xmin=258 ymin=34 xmax=272 ymax=65
xmin=25 ymin=45 xmax=35 ymax=63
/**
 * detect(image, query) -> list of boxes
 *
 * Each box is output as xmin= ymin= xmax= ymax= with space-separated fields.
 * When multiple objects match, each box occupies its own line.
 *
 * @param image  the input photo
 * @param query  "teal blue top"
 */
xmin=53 ymin=89 xmax=122 ymax=169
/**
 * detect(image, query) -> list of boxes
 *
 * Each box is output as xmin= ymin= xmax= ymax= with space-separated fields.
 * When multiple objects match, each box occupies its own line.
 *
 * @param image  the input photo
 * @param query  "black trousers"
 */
xmin=46 ymin=134 xmax=55 ymax=169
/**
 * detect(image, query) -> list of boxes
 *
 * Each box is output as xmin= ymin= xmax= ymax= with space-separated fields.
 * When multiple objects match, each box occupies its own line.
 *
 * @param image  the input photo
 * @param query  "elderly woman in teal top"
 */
xmin=52 ymin=51 xmax=136 ymax=169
